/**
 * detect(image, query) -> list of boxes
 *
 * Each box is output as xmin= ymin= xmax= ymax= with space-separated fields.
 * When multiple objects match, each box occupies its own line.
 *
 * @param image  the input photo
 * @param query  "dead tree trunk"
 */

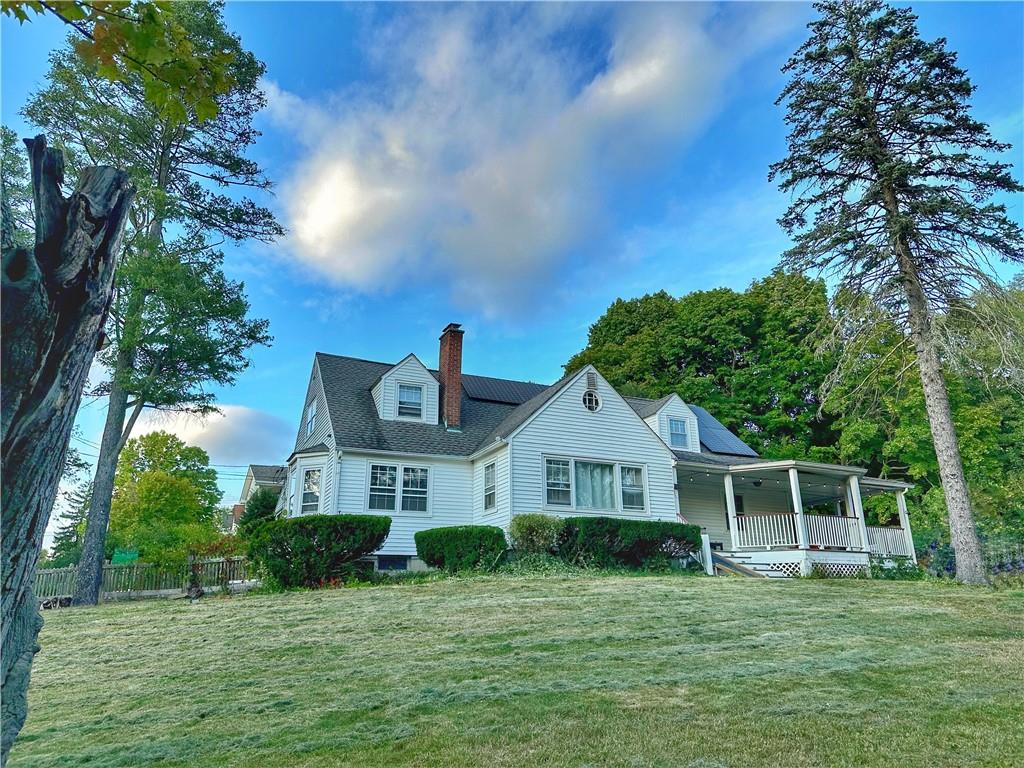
xmin=1 ymin=135 xmax=133 ymax=764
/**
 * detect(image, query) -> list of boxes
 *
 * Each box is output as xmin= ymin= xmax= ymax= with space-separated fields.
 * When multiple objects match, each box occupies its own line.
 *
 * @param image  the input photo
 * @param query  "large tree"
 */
xmin=115 ymin=431 xmax=221 ymax=515
xmin=22 ymin=1 xmax=281 ymax=605
xmin=769 ymin=0 xmax=1023 ymax=584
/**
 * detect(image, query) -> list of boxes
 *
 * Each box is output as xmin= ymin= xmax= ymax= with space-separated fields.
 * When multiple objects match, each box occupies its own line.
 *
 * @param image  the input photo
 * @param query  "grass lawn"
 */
xmin=10 ymin=574 xmax=1024 ymax=767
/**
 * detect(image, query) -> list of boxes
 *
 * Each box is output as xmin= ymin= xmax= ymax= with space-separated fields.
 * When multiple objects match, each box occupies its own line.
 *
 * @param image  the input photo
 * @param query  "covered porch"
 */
xmin=676 ymin=458 xmax=915 ymax=577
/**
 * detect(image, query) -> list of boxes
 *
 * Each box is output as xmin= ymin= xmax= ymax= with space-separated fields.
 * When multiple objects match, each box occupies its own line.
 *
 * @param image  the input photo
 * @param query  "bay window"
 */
xmin=301 ymin=468 xmax=321 ymax=514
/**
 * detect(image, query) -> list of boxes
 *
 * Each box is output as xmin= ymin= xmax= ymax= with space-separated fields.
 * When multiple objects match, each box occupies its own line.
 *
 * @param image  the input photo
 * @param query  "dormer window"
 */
xmin=398 ymin=384 xmax=423 ymax=419
xmin=305 ymin=400 xmax=317 ymax=437
xmin=669 ymin=417 xmax=688 ymax=448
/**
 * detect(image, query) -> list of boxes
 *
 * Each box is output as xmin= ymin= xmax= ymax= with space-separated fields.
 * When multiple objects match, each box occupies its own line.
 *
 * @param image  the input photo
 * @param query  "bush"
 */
xmin=415 ymin=525 xmax=507 ymax=572
xmin=558 ymin=516 xmax=702 ymax=569
xmin=248 ymin=514 xmax=391 ymax=588
xmin=869 ymin=555 xmax=926 ymax=581
xmin=238 ymin=487 xmax=280 ymax=536
xmin=509 ymin=513 xmax=565 ymax=555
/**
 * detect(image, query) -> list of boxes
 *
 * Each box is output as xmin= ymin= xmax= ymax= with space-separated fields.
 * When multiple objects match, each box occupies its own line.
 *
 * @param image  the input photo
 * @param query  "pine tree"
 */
xmin=769 ymin=0 xmax=1024 ymax=583
xmin=48 ymin=483 xmax=92 ymax=569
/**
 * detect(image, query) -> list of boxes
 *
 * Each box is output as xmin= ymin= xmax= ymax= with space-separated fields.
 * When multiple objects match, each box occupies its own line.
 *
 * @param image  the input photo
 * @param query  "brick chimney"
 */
xmin=438 ymin=322 xmax=464 ymax=430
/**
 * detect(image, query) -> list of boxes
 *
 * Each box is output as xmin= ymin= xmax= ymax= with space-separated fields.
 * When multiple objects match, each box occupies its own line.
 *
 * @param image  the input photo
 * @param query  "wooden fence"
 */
xmin=34 ymin=557 xmax=252 ymax=601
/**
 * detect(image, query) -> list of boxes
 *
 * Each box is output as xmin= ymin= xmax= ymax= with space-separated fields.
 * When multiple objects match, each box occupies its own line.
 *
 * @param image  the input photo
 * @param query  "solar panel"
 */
xmin=461 ymin=374 xmax=549 ymax=405
xmin=689 ymin=405 xmax=759 ymax=457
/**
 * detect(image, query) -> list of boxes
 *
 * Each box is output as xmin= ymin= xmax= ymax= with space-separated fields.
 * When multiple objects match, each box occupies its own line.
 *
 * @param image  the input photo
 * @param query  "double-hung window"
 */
xmin=483 ymin=463 xmax=496 ymax=510
xmin=401 ymin=467 xmax=429 ymax=512
xmin=369 ymin=464 xmax=397 ymax=510
xmin=301 ymin=468 xmax=321 ymax=514
xmin=397 ymin=384 xmax=423 ymax=419
xmin=668 ymin=418 xmax=688 ymax=449
xmin=305 ymin=400 xmax=317 ymax=437
xmin=545 ymin=459 xmax=571 ymax=506
xmin=620 ymin=465 xmax=645 ymax=511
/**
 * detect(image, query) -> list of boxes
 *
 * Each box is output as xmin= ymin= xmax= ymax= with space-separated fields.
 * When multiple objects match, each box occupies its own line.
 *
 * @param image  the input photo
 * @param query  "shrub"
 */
xmin=869 ymin=555 xmax=926 ymax=581
xmin=509 ymin=514 xmax=565 ymax=555
xmin=558 ymin=516 xmax=702 ymax=569
xmin=248 ymin=514 xmax=391 ymax=588
xmin=415 ymin=525 xmax=507 ymax=572
xmin=238 ymin=487 xmax=280 ymax=536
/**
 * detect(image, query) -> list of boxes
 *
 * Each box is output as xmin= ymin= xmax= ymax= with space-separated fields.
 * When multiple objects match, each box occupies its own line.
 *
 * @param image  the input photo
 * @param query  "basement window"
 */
xmin=377 ymin=556 xmax=409 ymax=572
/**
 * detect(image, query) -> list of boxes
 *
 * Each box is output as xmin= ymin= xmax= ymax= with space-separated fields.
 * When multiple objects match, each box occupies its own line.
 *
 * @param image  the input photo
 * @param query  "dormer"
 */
xmin=371 ymin=353 xmax=440 ymax=424
xmin=645 ymin=394 xmax=700 ymax=453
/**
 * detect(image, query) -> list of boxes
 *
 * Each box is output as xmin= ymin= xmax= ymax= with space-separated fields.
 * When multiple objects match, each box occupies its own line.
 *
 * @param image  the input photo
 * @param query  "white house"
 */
xmin=276 ymin=323 xmax=915 ymax=577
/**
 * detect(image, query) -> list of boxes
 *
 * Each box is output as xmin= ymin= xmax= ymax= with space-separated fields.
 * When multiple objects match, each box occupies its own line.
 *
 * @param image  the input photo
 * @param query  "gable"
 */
xmin=293 ymin=358 xmax=335 ymax=452
xmin=646 ymin=395 xmax=700 ymax=453
xmin=372 ymin=353 xmax=440 ymax=425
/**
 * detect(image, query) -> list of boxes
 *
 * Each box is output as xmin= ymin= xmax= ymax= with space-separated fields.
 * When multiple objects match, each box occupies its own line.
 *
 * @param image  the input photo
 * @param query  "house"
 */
xmin=277 ymin=323 xmax=915 ymax=577
xmin=223 ymin=464 xmax=287 ymax=533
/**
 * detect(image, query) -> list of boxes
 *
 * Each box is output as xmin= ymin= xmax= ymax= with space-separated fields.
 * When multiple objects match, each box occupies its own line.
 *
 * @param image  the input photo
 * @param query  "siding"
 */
xmin=335 ymin=452 xmax=474 ymax=554
xmin=508 ymin=368 xmax=678 ymax=522
xmin=473 ymin=446 xmax=510 ymax=527
xmin=285 ymin=358 xmax=336 ymax=517
xmin=645 ymin=396 xmax=700 ymax=453
xmin=677 ymin=475 xmax=794 ymax=549
xmin=375 ymin=355 xmax=439 ymax=425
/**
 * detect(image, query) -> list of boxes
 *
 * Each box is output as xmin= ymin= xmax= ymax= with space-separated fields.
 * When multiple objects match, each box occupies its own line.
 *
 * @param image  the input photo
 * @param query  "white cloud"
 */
xmin=264 ymin=3 xmax=802 ymax=315
xmin=132 ymin=405 xmax=293 ymax=467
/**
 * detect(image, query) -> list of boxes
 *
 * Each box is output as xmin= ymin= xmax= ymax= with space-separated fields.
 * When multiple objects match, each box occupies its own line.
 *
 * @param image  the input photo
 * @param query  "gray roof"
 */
xmin=621 ymin=396 xmax=759 ymax=458
xmin=671 ymin=450 xmax=763 ymax=467
xmin=311 ymin=352 xmax=759 ymax=460
xmin=249 ymin=464 xmax=287 ymax=485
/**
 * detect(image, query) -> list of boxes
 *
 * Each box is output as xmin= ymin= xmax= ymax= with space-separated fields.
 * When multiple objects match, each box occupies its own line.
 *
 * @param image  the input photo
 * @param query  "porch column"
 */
xmin=895 ymin=489 xmax=917 ymax=564
xmin=788 ymin=468 xmax=809 ymax=550
xmin=723 ymin=473 xmax=739 ymax=551
xmin=848 ymin=475 xmax=870 ymax=553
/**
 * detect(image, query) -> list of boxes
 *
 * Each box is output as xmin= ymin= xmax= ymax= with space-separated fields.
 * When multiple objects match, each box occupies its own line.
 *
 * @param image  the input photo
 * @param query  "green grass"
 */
xmin=11 ymin=575 xmax=1024 ymax=767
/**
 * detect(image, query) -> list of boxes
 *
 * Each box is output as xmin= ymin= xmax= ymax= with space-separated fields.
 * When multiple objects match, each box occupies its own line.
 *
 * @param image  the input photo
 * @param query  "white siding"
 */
xmin=284 ymin=358 xmax=336 ymax=517
xmin=676 ymin=474 xmax=794 ymax=549
xmin=508 ymin=368 xmax=678 ymax=522
xmin=335 ymin=452 xmax=474 ymax=554
xmin=473 ymin=446 xmax=511 ymax=527
xmin=645 ymin=396 xmax=700 ymax=453
xmin=375 ymin=355 xmax=439 ymax=425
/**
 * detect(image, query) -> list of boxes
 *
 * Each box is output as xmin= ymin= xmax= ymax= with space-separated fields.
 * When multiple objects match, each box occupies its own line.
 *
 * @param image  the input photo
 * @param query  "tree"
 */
xmin=107 ymin=470 xmax=219 ymax=567
xmin=20 ymin=1 xmax=281 ymax=606
xmin=2 ymin=1 xmax=235 ymax=121
xmin=238 ymin=487 xmax=280 ymax=537
xmin=116 ymin=431 xmax=221 ymax=515
xmin=0 ymin=126 xmax=34 ymax=248
xmin=769 ymin=0 xmax=1023 ymax=583
xmin=1 ymin=134 xmax=133 ymax=763
xmin=47 ymin=482 xmax=93 ymax=568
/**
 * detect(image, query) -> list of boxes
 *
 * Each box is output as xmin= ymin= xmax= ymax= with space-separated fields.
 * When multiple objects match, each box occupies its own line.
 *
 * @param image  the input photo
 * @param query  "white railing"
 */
xmin=806 ymin=514 xmax=861 ymax=550
xmin=736 ymin=513 xmax=798 ymax=549
xmin=867 ymin=525 xmax=909 ymax=557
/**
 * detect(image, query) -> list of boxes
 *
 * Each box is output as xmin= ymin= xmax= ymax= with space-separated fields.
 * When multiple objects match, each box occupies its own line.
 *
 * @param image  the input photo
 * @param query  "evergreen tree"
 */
xmin=769 ymin=0 xmax=1024 ymax=583
xmin=48 ymin=483 xmax=93 ymax=569
xmin=238 ymin=487 xmax=281 ymax=537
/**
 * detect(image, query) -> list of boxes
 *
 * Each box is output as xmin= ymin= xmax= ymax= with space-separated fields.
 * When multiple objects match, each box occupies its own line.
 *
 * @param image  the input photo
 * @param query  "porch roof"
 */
xmin=674 ymin=456 xmax=913 ymax=491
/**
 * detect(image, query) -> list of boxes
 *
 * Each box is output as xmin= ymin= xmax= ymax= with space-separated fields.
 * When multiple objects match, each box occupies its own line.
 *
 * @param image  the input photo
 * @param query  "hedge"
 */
xmin=249 ymin=514 xmax=391 ymax=588
xmin=558 ymin=516 xmax=702 ymax=568
xmin=509 ymin=513 xmax=565 ymax=555
xmin=415 ymin=525 xmax=507 ymax=572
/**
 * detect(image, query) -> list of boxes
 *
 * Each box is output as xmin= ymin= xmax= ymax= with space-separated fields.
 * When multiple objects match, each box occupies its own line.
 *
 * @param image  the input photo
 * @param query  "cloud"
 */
xmin=132 ymin=405 xmax=294 ymax=467
xmin=263 ymin=3 xmax=801 ymax=315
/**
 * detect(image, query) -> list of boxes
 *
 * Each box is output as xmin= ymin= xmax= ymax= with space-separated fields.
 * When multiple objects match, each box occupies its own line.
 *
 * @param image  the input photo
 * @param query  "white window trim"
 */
xmin=290 ymin=459 xmax=325 ymax=516
xmin=305 ymin=400 xmax=317 ymax=437
xmin=540 ymin=454 xmax=650 ymax=515
xmin=483 ymin=462 xmax=496 ymax=511
xmin=395 ymin=380 xmax=426 ymax=422
xmin=363 ymin=461 xmax=432 ymax=516
xmin=668 ymin=417 xmax=689 ymax=449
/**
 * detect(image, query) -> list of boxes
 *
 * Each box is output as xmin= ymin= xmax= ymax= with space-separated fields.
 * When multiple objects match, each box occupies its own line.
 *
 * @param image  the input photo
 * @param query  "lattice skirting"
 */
xmin=774 ymin=561 xmax=803 ymax=578
xmin=812 ymin=562 xmax=869 ymax=579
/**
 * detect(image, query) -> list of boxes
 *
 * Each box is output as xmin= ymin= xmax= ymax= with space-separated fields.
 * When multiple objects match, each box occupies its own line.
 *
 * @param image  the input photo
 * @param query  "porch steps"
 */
xmin=712 ymin=552 xmax=791 ymax=579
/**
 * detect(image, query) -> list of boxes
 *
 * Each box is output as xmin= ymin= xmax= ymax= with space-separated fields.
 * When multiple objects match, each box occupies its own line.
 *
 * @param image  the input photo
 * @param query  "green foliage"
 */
xmin=415 ymin=526 xmax=508 ymax=573
xmin=116 ymin=431 xmax=221 ymax=514
xmin=509 ymin=514 xmax=565 ymax=555
xmin=1 ymin=125 xmax=33 ymax=247
xmin=238 ymin=487 xmax=280 ymax=537
xmin=557 ymin=517 xmax=702 ymax=569
xmin=107 ymin=469 xmax=220 ymax=567
xmin=249 ymin=515 xmax=392 ymax=589
xmin=47 ymin=482 xmax=92 ymax=568
xmin=869 ymin=557 xmax=927 ymax=581
xmin=3 ymin=1 xmax=237 ymax=123
xmin=566 ymin=271 xmax=838 ymax=459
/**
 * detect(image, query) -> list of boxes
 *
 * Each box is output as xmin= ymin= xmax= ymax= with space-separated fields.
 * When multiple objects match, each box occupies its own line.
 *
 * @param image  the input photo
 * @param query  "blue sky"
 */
xmin=2 ymin=2 xmax=1021 ymax=533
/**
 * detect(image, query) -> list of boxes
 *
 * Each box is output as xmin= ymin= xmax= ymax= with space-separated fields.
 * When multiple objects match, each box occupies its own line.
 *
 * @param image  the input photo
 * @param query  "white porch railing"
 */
xmin=805 ymin=514 xmax=861 ymax=550
xmin=866 ymin=525 xmax=910 ymax=557
xmin=736 ymin=513 xmax=798 ymax=549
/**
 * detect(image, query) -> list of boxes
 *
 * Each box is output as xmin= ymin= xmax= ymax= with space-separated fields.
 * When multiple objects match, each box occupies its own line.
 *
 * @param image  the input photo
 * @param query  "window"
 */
xmin=377 ymin=555 xmax=408 ymax=572
xmin=574 ymin=461 xmax=615 ymax=510
xmin=545 ymin=459 xmax=571 ymax=506
xmin=397 ymin=384 xmax=423 ymax=418
xmin=620 ymin=465 xmax=645 ymax=510
xmin=401 ymin=467 xmax=429 ymax=512
xmin=301 ymin=468 xmax=321 ymax=514
xmin=582 ymin=390 xmax=601 ymax=412
xmin=305 ymin=400 xmax=317 ymax=437
xmin=289 ymin=471 xmax=298 ymax=515
xmin=669 ymin=417 xmax=688 ymax=448
xmin=369 ymin=464 xmax=397 ymax=510
xmin=483 ymin=462 xmax=496 ymax=510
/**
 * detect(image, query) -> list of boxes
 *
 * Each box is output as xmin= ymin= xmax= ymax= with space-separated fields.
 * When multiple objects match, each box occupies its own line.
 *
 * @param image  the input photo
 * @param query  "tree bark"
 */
xmin=1 ymin=135 xmax=133 ymax=764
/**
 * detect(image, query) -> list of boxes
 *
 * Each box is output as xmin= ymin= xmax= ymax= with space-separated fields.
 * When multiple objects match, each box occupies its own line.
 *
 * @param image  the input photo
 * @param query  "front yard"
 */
xmin=10 ymin=575 xmax=1024 ymax=767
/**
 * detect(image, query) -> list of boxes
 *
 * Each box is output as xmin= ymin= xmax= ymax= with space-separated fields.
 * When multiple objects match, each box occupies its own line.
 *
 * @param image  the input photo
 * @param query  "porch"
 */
xmin=676 ymin=458 xmax=915 ymax=577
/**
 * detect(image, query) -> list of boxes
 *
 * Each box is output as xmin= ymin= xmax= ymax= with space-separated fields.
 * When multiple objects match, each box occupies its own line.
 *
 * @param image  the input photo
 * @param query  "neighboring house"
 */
xmin=223 ymin=464 xmax=287 ymax=533
xmin=277 ymin=323 xmax=915 ymax=577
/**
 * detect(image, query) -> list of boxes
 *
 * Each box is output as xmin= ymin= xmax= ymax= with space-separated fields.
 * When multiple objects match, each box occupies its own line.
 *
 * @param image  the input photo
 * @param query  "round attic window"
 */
xmin=582 ymin=390 xmax=601 ymax=412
